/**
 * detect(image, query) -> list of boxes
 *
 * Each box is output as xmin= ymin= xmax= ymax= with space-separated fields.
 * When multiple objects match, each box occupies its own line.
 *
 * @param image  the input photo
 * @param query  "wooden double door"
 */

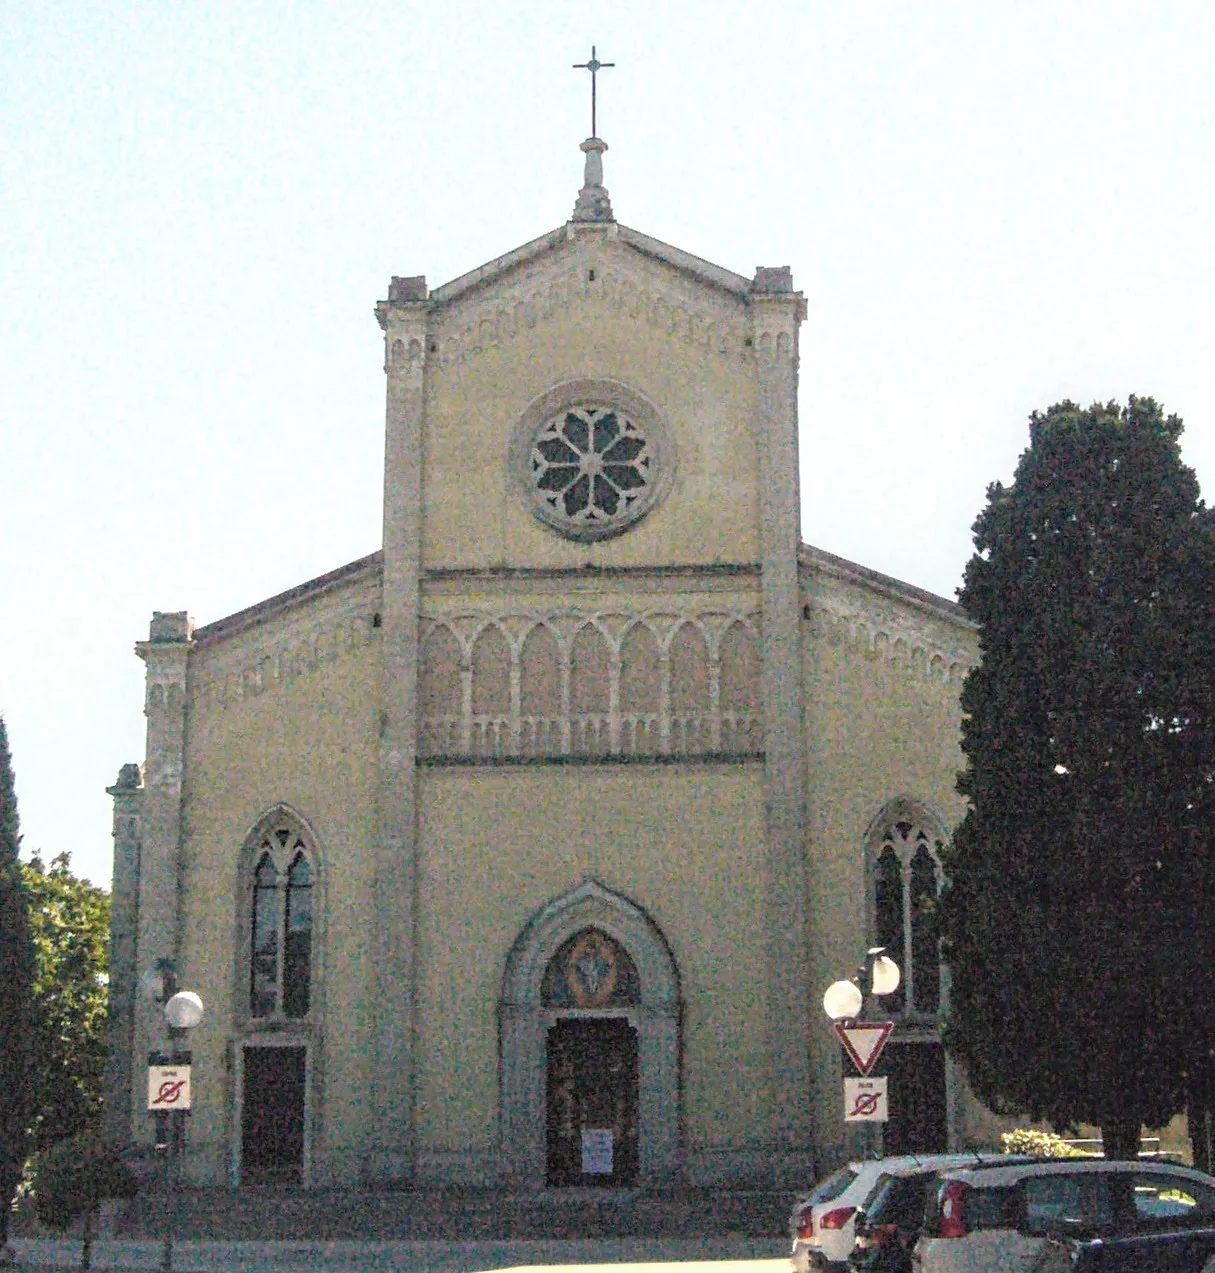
xmin=240 ymin=1045 xmax=306 ymax=1185
xmin=546 ymin=1017 xmax=639 ymax=1187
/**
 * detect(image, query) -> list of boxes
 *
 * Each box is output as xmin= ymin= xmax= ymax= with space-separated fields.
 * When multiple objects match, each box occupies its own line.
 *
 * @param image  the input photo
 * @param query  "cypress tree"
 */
xmin=0 ymin=718 xmax=36 ymax=1249
xmin=940 ymin=398 xmax=1215 ymax=1159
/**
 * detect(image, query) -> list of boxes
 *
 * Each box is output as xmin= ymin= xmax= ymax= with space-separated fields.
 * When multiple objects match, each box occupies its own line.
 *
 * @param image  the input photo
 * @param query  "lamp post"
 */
xmin=822 ymin=946 xmax=901 ymax=1024
xmin=823 ymin=948 xmax=900 ymax=1151
xmin=144 ymin=963 xmax=203 ymax=1273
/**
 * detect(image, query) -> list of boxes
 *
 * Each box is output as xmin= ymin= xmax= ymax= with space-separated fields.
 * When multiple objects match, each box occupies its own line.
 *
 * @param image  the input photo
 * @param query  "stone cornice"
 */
xmin=799 ymin=543 xmax=973 ymax=631
xmin=615 ymin=226 xmax=753 ymax=299
xmin=423 ymin=563 xmax=760 ymax=590
xmin=425 ymin=251 xmax=750 ymax=371
xmin=801 ymin=552 xmax=977 ymax=687
xmin=190 ymin=552 xmax=383 ymax=647
xmin=420 ymin=601 xmax=761 ymax=655
xmin=424 ymin=222 xmax=755 ymax=311
xmin=190 ymin=597 xmax=381 ymax=714
xmin=376 ymin=223 xmax=791 ymax=374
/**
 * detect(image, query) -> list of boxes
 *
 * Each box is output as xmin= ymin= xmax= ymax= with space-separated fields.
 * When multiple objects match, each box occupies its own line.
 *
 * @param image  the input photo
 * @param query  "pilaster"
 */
xmin=372 ymin=275 xmax=431 ymax=1179
xmin=131 ymin=611 xmax=193 ymax=1143
xmin=104 ymin=763 xmax=143 ymax=1144
xmin=748 ymin=267 xmax=812 ymax=1166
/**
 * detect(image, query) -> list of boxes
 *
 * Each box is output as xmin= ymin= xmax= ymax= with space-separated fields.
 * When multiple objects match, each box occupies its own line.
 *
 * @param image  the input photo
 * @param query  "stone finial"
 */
xmin=148 ymin=611 xmax=193 ymax=642
xmin=388 ymin=276 xmax=428 ymax=302
xmin=572 ymin=137 xmax=614 ymax=223
xmin=112 ymin=763 xmax=143 ymax=791
xmin=751 ymin=266 xmax=793 ymax=294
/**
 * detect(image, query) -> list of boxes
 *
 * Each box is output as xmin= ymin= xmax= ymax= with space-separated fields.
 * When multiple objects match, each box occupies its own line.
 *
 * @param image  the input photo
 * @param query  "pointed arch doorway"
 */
xmin=500 ymin=881 xmax=681 ymax=1189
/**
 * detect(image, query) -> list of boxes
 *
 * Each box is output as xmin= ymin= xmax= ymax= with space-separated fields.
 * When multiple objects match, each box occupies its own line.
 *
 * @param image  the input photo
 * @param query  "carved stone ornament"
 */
xmin=509 ymin=379 xmax=675 ymax=542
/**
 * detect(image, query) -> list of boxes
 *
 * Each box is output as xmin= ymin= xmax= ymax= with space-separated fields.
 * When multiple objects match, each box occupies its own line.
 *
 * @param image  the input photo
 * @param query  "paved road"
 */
xmin=6 ymin=1237 xmax=790 ymax=1273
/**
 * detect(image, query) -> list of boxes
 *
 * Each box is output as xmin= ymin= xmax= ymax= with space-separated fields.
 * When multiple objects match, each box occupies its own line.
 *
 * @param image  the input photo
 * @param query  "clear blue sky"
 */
xmin=2 ymin=0 xmax=1213 ymax=886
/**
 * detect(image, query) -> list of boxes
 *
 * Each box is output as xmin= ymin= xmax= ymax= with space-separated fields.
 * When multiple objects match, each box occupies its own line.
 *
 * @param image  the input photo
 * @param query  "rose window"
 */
xmin=530 ymin=406 xmax=654 ymax=532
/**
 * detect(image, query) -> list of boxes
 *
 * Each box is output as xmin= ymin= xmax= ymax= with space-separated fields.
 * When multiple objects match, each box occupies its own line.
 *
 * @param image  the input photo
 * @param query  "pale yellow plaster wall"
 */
xmin=419 ymin=234 xmax=759 ymax=571
xmin=174 ymin=584 xmax=382 ymax=1177
xmin=414 ymin=763 xmax=771 ymax=1162
xmin=801 ymin=591 xmax=978 ymax=1157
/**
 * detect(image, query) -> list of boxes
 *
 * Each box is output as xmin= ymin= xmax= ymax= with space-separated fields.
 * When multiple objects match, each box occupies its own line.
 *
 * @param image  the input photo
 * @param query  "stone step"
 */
xmin=113 ymin=1189 xmax=795 ymax=1242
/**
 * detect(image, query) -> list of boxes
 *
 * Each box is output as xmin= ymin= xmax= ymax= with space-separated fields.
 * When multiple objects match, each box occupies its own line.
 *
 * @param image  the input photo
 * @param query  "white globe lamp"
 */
xmin=822 ymin=979 xmax=864 ymax=1022
xmin=163 ymin=990 xmax=205 ymax=1031
xmin=870 ymin=952 xmax=901 ymax=997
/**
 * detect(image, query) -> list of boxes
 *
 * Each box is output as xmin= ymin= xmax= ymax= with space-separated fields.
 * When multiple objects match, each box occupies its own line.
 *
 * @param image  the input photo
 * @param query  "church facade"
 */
xmin=106 ymin=138 xmax=991 ymax=1191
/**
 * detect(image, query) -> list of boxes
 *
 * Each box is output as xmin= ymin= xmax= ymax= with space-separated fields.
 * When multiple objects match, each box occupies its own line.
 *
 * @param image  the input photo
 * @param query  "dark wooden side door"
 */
xmin=546 ymin=1017 xmax=639 ymax=1187
xmin=878 ymin=1041 xmax=947 ymax=1154
xmin=241 ymin=1045 xmax=306 ymax=1185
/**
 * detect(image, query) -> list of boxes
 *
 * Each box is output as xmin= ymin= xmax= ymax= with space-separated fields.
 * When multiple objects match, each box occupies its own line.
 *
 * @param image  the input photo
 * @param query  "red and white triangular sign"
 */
xmin=834 ymin=1021 xmax=894 ymax=1076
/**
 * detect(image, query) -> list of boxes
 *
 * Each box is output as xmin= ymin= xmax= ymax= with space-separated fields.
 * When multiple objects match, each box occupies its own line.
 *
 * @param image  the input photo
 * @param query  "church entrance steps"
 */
xmin=111 ymin=1188 xmax=794 ymax=1242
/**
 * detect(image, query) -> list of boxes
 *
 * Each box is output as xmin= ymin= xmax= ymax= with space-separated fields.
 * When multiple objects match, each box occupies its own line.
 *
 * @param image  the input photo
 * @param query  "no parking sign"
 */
xmin=844 ymin=1076 xmax=888 ymax=1122
xmin=147 ymin=1052 xmax=192 ymax=1111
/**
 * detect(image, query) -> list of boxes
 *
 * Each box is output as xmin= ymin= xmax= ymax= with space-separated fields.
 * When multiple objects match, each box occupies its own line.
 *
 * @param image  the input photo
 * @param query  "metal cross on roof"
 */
xmin=573 ymin=45 xmax=615 ymax=139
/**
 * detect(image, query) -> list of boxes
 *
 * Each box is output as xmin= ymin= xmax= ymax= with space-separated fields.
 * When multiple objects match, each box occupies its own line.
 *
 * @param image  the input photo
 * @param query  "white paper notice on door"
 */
xmin=581 ymin=1127 xmax=614 ymax=1174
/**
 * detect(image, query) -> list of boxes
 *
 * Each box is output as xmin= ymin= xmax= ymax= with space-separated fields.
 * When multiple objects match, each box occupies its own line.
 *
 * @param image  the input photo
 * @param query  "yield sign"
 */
xmin=834 ymin=1021 xmax=894 ymax=1076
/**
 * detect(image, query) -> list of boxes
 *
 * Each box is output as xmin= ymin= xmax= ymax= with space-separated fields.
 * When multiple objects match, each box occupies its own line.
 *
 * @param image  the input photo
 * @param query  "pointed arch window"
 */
xmin=870 ymin=818 xmax=942 ymax=1020
xmin=247 ymin=823 xmax=314 ymax=1020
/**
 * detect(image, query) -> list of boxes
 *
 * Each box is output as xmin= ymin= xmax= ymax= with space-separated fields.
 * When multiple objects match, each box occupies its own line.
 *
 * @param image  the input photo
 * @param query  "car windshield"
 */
xmin=812 ymin=1165 xmax=860 ymax=1204
xmin=868 ymin=1172 xmax=936 ymax=1227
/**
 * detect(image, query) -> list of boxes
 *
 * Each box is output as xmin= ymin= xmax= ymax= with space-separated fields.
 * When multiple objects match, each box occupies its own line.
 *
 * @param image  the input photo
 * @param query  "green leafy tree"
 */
xmin=940 ymin=398 xmax=1215 ymax=1161
xmin=0 ymin=718 xmax=36 ymax=1252
xmin=22 ymin=855 xmax=110 ymax=1152
xmin=31 ymin=1133 xmax=137 ymax=1271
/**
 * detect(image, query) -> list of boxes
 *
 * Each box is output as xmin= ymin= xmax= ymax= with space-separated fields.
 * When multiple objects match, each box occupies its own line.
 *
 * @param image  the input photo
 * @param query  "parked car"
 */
xmin=791 ymin=1154 xmax=1018 ymax=1271
xmin=913 ymin=1157 xmax=1215 ymax=1273
xmin=848 ymin=1154 xmax=1023 ymax=1273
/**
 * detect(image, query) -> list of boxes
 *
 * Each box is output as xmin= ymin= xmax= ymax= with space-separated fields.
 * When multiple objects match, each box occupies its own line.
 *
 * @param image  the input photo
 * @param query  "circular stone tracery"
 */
xmin=530 ymin=405 xmax=654 ymax=532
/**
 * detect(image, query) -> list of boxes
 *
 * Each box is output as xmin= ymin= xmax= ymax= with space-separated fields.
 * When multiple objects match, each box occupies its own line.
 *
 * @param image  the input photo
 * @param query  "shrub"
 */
xmin=1001 ymin=1128 xmax=1091 ymax=1158
xmin=32 ymin=1134 xmax=137 ymax=1232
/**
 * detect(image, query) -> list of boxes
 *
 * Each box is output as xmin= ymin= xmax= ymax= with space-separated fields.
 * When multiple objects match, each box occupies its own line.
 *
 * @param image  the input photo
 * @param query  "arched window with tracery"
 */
xmin=870 ymin=815 xmax=943 ymax=1020
xmin=248 ymin=819 xmax=316 ymax=1020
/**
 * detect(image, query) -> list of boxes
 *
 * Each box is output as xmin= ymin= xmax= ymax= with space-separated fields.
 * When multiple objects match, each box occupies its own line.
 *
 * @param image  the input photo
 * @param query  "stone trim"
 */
xmin=191 ymin=552 xmax=382 ymax=645
xmin=104 ymin=766 xmax=143 ymax=1144
xmin=800 ymin=543 xmax=973 ymax=628
xmin=418 ymin=751 xmax=763 ymax=768
xmin=419 ymin=606 xmax=762 ymax=761
xmin=424 ymin=562 xmax=761 ymax=585
xmin=428 ymin=222 xmax=753 ymax=309
xmin=191 ymin=606 xmax=381 ymax=713
xmin=616 ymin=226 xmax=753 ymax=297
xmin=423 ymin=249 xmax=749 ymax=370
xmin=229 ymin=1030 xmax=319 ymax=1190
xmin=804 ymin=584 xmax=976 ymax=686
xmin=507 ymin=379 xmax=676 ymax=544
xmin=231 ymin=804 xmax=327 ymax=1037
xmin=131 ymin=617 xmax=191 ymax=1148
xmin=499 ymin=880 xmax=682 ymax=1189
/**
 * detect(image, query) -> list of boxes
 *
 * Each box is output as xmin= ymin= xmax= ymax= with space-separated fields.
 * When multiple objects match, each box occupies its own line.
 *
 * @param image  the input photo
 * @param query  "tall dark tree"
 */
xmin=23 ymin=854 xmax=110 ymax=1152
xmin=940 ymin=398 xmax=1215 ymax=1160
xmin=0 ymin=718 xmax=36 ymax=1251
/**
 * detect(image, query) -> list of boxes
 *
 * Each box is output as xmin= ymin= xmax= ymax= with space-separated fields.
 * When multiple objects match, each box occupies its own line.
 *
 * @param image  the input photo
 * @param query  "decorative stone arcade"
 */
xmin=499 ymin=881 xmax=681 ymax=1188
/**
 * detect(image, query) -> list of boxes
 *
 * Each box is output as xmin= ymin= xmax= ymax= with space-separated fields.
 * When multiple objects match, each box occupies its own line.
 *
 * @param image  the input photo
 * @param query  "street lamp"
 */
xmin=823 ymin=946 xmax=901 ymax=1023
xmin=164 ymin=991 xmax=204 ymax=1031
xmin=823 ymin=947 xmax=900 ymax=1152
xmin=145 ymin=964 xmax=203 ymax=1273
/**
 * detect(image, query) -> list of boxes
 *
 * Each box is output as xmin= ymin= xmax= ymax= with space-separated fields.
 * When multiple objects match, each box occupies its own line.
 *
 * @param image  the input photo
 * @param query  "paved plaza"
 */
xmin=7 ymin=1238 xmax=789 ymax=1273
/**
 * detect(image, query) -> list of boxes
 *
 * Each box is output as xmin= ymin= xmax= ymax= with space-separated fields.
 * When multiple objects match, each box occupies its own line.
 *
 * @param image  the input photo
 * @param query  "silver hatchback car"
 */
xmin=913 ymin=1157 xmax=1215 ymax=1273
xmin=790 ymin=1154 xmax=1015 ymax=1270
